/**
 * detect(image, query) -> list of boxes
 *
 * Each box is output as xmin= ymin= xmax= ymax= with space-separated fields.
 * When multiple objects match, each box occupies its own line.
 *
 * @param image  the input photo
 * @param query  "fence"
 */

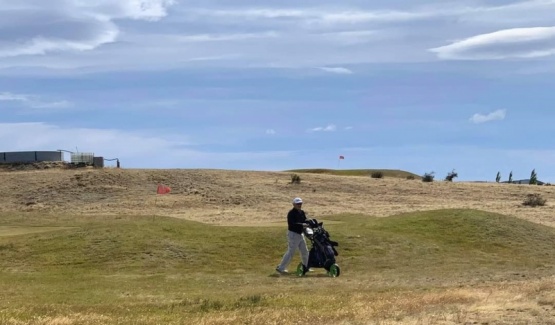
xmin=70 ymin=152 xmax=94 ymax=165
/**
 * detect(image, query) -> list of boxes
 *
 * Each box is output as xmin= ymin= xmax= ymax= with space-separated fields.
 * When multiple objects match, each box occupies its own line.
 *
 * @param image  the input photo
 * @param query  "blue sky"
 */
xmin=1 ymin=0 xmax=555 ymax=182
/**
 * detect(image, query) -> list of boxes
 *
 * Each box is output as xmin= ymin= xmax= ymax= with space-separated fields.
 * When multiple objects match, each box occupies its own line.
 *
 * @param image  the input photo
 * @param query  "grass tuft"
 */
xmin=522 ymin=193 xmax=546 ymax=207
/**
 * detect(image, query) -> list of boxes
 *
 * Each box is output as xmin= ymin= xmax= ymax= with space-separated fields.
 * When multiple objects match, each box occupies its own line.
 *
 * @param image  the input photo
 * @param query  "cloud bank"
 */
xmin=0 ymin=0 xmax=175 ymax=58
xmin=3 ymin=0 xmax=555 ymax=71
xmin=430 ymin=27 xmax=555 ymax=60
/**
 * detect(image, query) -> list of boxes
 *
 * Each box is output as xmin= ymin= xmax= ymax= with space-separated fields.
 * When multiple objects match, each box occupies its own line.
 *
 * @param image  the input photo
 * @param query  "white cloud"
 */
xmin=318 ymin=67 xmax=353 ymax=74
xmin=469 ymin=109 xmax=507 ymax=124
xmin=196 ymin=7 xmax=446 ymax=25
xmin=94 ymin=0 xmax=177 ymax=21
xmin=175 ymin=32 xmax=279 ymax=43
xmin=266 ymin=129 xmax=276 ymax=135
xmin=430 ymin=27 xmax=555 ymax=60
xmin=0 ymin=0 xmax=176 ymax=58
xmin=456 ymin=0 xmax=555 ymax=25
xmin=0 ymin=29 xmax=119 ymax=58
xmin=308 ymin=124 xmax=337 ymax=132
xmin=204 ymin=8 xmax=306 ymax=19
xmin=316 ymin=9 xmax=436 ymax=24
xmin=0 ymin=92 xmax=73 ymax=109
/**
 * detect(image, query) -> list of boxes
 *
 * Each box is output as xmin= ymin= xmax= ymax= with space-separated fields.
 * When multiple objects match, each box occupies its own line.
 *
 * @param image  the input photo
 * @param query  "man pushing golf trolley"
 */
xmin=276 ymin=197 xmax=341 ymax=277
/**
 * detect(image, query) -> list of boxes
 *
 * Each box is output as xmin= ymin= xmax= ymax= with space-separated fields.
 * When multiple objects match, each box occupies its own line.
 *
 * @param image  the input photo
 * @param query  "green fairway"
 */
xmin=1 ymin=209 xmax=555 ymax=324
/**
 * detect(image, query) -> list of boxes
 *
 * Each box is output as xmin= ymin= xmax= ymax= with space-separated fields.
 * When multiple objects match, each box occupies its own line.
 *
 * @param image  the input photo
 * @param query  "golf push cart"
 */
xmin=297 ymin=218 xmax=340 ymax=277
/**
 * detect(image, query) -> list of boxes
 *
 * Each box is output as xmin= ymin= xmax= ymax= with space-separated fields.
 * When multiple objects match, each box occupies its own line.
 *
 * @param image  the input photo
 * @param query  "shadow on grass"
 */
xmin=268 ymin=272 xmax=333 ymax=278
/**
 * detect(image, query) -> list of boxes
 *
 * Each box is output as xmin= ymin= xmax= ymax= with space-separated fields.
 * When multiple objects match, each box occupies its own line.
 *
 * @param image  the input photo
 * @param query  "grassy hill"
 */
xmin=2 ymin=167 xmax=554 ymax=229
xmin=2 ymin=209 xmax=555 ymax=324
xmin=285 ymin=168 xmax=421 ymax=179
xmin=2 ymin=167 xmax=555 ymax=323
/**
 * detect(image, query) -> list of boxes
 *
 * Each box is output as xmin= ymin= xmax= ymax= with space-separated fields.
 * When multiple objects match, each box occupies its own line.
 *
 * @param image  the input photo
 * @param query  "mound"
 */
xmin=286 ymin=168 xmax=420 ymax=179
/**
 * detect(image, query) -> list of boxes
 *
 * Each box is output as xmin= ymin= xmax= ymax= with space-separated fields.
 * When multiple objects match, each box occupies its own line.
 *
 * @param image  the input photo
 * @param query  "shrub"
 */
xmin=508 ymin=171 xmax=513 ymax=183
xmin=371 ymin=171 xmax=384 ymax=179
xmin=522 ymin=194 xmax=546 ymax=207
xmin=406 ymin=175 xmax=416 ymax=180
xmin=496 ymin=172 xmax=501 ymax=183
xmin=290 ymin=174 xmax=301 ymax=184
xmin=445 ymin=169 xmax=458 ymax=182
xmin=422 ymin=172 xmax=435 ymax=183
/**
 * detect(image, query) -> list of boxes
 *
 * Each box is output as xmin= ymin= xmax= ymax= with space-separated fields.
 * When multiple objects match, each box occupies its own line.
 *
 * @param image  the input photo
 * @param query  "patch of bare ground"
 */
xmin=0 ymin=168 xmax=554 ymax=227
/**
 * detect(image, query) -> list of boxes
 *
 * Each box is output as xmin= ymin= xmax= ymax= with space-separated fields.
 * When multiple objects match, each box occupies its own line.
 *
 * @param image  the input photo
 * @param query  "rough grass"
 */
xmin=0 ymin=226 xmax=76 ymax=237
xmin=2 ymin=168 xmax=555 ymax=230
xmin=285 ymin=168 xmax=421 ymax=179
xmin=2 ymin=209 xmax=555 ymax=324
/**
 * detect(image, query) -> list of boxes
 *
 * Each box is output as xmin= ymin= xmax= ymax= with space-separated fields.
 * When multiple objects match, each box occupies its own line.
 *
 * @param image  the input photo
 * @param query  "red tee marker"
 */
xmin=157 ymin=184 xmax=171 ymax=194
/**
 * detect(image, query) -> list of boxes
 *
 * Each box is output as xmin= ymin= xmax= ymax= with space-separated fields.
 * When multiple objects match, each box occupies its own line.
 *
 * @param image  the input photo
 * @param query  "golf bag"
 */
xmin=298 ymin=218 xmax=340 ymax=277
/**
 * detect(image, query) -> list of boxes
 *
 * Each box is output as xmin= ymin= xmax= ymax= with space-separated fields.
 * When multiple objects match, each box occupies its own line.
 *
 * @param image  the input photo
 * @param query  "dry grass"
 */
xmin=4 ymin=284 xmax=555 ymax=325
xmin=1 ymin=168 xmax=553 ymax=227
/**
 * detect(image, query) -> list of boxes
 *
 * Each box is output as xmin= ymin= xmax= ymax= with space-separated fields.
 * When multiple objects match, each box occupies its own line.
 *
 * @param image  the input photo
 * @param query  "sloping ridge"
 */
xmin=286 ymin=168 xmax=420 ymax=178
xmin=356 ymin=209 xmax=555 ymax=277
xmin=3 ymin=209 xmax=555 ymax=281
xmin=1 ymin=167 xmax=555 ymax=228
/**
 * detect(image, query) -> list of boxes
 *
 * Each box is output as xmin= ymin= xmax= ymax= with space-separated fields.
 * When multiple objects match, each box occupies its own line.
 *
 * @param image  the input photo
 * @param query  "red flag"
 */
xmin=157 ymin=184 xmax=171 ymax=194
xmin=339 ymin=155 xmax=345 ymax=159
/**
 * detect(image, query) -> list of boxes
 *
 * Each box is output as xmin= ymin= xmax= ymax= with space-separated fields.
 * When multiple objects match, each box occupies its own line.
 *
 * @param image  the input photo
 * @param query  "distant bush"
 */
xmin=371 ymin=171 xmax=384 ymax=179
xmin=406 ymin=175 xmax=416 ymax=180
xmin=445 ymin=169 xmax=458 ymax=182
xmin=422 ymin=172 xmax=435 ymax=183
xmin=496 ymin=172 xmax=501 ymax=183
xmin=522 ymin=194 xmax=546 ymax=207
xmin=290 ymin=174 xmax=301 ymax=184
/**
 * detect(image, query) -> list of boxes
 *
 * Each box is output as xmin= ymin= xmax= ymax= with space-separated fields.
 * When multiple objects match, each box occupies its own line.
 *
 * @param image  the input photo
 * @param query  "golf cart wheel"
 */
xmin=324 ymin=260 xmax=334 ymax=271
xmin=296 ymin=263 xmax=306 ymax=277
xmin=328 ymin=264 xmax=340 ymax=277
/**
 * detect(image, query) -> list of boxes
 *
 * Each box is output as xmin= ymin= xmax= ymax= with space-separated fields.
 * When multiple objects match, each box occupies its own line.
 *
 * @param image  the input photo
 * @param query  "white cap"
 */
xmin=292 ymin=197 xmax=303 ymax=204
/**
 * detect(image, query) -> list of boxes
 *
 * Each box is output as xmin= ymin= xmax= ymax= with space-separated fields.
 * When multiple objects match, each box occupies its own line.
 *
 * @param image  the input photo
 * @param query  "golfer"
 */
xmin=276 ymin=197 xmax=309 ymax=274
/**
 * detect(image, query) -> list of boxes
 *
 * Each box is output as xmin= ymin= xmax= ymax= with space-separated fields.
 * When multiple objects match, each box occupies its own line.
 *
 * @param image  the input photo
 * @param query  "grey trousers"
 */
xmin=277 ymin=230 xmax=309 ymax=271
